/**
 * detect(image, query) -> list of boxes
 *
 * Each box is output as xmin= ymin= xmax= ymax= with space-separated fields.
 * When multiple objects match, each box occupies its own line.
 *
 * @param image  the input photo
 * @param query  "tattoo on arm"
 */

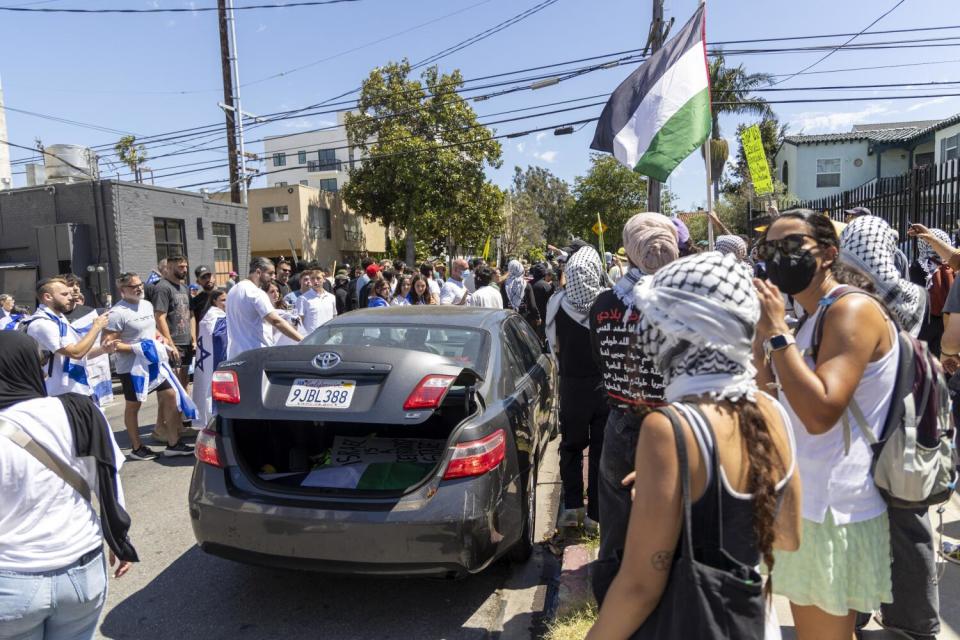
xmin=651 ymin=550 xmax=674 ymax=571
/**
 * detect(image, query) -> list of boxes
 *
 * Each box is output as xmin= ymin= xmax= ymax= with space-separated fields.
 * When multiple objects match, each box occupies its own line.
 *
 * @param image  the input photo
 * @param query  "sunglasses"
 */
xmin=756 ymin=233 xmax=820 ymax=261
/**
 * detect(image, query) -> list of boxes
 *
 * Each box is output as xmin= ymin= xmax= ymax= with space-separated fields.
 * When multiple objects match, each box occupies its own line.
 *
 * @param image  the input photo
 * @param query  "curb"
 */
xmin=555 ymin=543 xmax=598 ymax=619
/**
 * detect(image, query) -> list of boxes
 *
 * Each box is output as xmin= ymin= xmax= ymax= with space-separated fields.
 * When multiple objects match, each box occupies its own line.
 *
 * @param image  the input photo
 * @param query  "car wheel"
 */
xmin=508 ymin=456 xmax=537 ymax=563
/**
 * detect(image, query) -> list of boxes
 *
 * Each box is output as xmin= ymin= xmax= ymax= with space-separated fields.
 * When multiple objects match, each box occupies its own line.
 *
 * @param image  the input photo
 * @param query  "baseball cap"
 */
xmin=843 ymin=206 xmax=872 ymax=218
xmin=189 ymin=284 xmax=200 ymax=291
xmin=365 ymin=264 xmax=381 ymax=278
xmin=195 ymin=265 xmax=212 ymax=278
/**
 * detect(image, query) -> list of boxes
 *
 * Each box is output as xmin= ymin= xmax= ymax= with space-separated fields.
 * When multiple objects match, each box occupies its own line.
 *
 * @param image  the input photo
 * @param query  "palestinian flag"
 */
xmin=590 ymin=5 xmax=711 ymax=181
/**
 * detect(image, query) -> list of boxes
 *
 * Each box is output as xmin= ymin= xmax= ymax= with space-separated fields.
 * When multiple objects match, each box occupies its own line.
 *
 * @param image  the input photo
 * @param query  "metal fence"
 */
xmin=747 ymin=159 xmax=960 ymax=252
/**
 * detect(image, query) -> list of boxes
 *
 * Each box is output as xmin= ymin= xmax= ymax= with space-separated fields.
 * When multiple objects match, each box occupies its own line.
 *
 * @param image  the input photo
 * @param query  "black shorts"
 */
xmin=173 ymin=344 xmax=195 ymax=367
xmin=118 ymin=373 xmax=172 ymax=403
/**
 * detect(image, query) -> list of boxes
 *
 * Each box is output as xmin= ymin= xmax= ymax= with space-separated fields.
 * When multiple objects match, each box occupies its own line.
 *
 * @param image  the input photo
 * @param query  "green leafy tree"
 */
xmin=342 ymin=60 xmax=504 ymax=263
xmin=510 ymin=165 xmax=573 ymax=247
xmin=705 ymin=54 xmax=773 ymax=202
xmin=500 ymin=189 xmax=546 ymax=261
xmin=114 ymin=135 xmax=147 ymax=182
xmin=570 ymin=153 xmax=648 ymax=249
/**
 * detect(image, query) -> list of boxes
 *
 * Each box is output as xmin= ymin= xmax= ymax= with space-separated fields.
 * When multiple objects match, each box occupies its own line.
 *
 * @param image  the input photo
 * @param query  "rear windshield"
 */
xmin=302 ymin=325 xmax=489 ymax=374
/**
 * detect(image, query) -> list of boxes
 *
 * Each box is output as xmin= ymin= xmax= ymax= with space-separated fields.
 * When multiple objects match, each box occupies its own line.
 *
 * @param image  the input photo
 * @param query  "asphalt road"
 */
xmin=94 ymin=394 xmax=560 ymax=640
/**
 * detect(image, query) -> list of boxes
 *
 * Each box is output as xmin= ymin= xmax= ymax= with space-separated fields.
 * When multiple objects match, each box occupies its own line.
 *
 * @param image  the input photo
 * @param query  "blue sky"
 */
xmin=2 ymin=0 xmax=959 ymax=209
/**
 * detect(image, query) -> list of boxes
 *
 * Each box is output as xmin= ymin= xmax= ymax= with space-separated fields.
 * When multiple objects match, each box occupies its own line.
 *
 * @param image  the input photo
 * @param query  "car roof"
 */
xmin=328 ymin=306 xmax=510 ymax=331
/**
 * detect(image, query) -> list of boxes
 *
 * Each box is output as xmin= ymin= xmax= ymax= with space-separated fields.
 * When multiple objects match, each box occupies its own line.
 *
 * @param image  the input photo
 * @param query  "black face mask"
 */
xmin=766 ymin=250 xmax=818 ymax=295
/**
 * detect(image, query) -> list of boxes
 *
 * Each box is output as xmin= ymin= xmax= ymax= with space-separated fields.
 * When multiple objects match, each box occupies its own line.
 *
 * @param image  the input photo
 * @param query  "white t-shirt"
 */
xmin=0 ymin=397 xmax=123 ymax=571
xmin=296 ymin=288 xmax=337 ymax=335
xmin=471 ymin=286 xmax=503 ymax=309
xmin=440 ymin=278 xmax=470 ymax=305
xmin=26 ymin=306 xmax=89 ymax=396
xmin=463 ymin=271 xmax=477 ymax=294
xmin=427 ymin=278 xmax=441 ymax=299
xmin=226 ymin=280 xmax=275 ymax=359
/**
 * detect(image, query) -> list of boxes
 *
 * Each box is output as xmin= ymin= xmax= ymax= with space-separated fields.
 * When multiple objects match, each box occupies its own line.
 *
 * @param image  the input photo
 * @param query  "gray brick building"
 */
xmin=0 ymin=180 xmax=249 ymax=308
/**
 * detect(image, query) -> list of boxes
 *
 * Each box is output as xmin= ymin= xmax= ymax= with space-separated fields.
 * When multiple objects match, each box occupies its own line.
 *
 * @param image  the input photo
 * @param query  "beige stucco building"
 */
xmin=216 ymin=185 xmax=386 ymax=267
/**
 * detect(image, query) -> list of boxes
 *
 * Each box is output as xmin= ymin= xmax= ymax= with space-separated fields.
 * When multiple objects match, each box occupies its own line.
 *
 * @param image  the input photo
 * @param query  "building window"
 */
xmin=261 ymin=205 xmax=290 ymax=223
xmin=298 ymin=150 xmax=307 ymax=164
xmin=307 ymin=160 xmax=319 ymax=172
xmin=274 ymin=181 xmax=287 ymax=188
xmin=943 ymin=134 xmax=959 ymax=162
xmin=272 ymin=152 xmax=286 ymax=167
xmin=154 ymin=218 xmax=186 ymax=262
xmin=318 ymin=148 xmax=338 ymax=171
xmin=781 ymin=161 xmax=788 ymax=188
xmin=816 ymin=158 xmax=841 ymax=188
xmin=299 ymin=179 xmax=309 ymax=186
xmin=318 ymin=178 xmax=338 ymax=192
xmin=308 ymin=205 xmax=332 ymax=240
xmin=211 ymin=222 xmax=236 ymax=284
xmin=915 ymin=152 xmax=935 ymax=167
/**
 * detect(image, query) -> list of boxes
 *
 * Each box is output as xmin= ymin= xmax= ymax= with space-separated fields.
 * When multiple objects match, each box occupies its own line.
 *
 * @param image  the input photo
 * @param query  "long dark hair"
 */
xmin=408 ymin=274 xmax=432 ymax=304
xmin=732 ymin=399 xmax=785 ymax=600
xmin=199 ymin=288 xmax=227 ymax=321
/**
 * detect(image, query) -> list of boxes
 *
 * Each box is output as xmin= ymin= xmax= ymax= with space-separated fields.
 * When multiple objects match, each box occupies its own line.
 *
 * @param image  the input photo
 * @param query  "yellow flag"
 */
xmin=741 ymin=125 xmax=774 ymax=195
xmin=482 ymin=236 xmax=491 ymax=260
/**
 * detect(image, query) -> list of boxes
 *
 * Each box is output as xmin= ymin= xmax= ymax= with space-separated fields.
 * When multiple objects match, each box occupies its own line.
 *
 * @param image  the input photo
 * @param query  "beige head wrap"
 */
xmin=622 ymin=212 xmax=679 ymax=275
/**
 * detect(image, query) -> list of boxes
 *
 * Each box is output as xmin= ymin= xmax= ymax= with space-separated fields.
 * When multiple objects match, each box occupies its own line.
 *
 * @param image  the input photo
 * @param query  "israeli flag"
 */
xmin=130 ymin=339 xmax=198 ymax=420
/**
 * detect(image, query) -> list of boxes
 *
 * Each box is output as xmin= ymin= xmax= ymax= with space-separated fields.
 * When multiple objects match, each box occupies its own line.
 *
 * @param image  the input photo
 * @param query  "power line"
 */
xmin=770 ymin=0 xmax=908 ymax=85
xmin=0 ymin=0 xmax=362 ymax=13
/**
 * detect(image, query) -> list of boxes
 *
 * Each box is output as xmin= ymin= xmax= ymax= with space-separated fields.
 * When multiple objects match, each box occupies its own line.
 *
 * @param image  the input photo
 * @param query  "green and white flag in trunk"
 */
xmin=590 ymin=5 xmax=711 ymax=181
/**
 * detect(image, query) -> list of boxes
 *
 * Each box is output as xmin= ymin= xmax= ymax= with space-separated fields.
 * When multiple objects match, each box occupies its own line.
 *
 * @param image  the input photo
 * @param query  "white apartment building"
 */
xmin=260 ymin=111 xmax=357 ymax=193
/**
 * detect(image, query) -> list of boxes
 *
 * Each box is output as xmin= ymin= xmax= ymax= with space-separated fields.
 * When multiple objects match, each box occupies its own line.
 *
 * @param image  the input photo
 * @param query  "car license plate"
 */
xmin=285 ymin=379 xmax=355 ymax=409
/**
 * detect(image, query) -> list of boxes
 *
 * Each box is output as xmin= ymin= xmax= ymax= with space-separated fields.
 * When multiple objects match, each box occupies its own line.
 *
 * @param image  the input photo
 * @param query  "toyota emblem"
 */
xmin=312 ymin=352 xmax=341 ymax=370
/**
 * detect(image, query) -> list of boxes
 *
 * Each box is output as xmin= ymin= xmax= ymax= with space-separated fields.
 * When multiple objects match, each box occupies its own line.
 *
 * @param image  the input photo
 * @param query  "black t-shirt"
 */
xmin=152 ymin=278 xmax=191 ymax=345
xmin=532 ymin=280 xmax=554 ymax=321
xmin=191 ymin=290 xmax=211 ymax=325
xmin=64 ymin=304 xmax=95 ymax=322
xmin=276 ymin=281 xmax=292 ymax=298
xmin=335 ymin=287 xmax=349 ymax=315
xmin=555 ymin=306 xmax=601 ymax=379
xmin=589 ymin=290 xmax=665 ymax=412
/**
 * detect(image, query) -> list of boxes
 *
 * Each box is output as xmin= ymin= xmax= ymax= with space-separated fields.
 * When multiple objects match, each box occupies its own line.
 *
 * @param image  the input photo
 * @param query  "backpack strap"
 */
xmin=0 ymin=416 xmax=92 ymax=502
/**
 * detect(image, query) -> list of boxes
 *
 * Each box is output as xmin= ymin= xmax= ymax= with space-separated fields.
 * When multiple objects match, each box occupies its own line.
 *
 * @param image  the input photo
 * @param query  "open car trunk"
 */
xmin=230 ymin=386 xmax=480 ymax=496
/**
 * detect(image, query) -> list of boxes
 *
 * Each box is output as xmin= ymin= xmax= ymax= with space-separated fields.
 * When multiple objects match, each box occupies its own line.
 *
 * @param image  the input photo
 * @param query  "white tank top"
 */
xmin=776 ymin=289 xmax=895 ymax=525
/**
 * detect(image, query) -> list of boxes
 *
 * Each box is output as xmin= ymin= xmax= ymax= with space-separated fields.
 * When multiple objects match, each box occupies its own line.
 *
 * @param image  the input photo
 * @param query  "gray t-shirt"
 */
xmin=944 ymin=277 xmax=960 ymax=315
xmin=152 ymin=278 xmax=191 ymax=345
xmin=108 ymin=299 xmax=158 ymax=374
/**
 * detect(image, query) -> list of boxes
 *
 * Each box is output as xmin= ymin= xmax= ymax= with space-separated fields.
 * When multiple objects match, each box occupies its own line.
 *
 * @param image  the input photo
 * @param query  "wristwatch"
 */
xmin=763 ymin=333 xmax=796 ymax=363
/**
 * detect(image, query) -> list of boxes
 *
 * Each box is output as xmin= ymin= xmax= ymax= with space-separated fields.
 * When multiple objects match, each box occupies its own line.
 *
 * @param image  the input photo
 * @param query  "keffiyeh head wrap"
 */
xmin=622 ymin=212 xmax=679 ymax=275
xmin=715 ymin=235 xmax=748 ymax=262
xmin=505 ymin=260 xmax=526 ymax=310
xmin=631 ymin=252 xmax=760 ymax=403
xmin=563 ymin=246 xmax=606 ymax=313
xmin=838 ymin=215 xmax=927 ymax=333
xmin=918 ymin=228 xmax=952 ymax=289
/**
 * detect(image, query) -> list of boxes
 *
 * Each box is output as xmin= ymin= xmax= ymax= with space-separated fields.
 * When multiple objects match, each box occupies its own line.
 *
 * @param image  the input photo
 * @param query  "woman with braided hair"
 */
xmin=588 ymin=251 xmax=800 ymax=639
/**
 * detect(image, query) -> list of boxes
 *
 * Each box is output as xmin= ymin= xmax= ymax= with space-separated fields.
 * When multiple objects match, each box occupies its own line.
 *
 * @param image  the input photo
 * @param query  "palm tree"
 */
xmin=706 ymin=54 xmax=773 ymax=201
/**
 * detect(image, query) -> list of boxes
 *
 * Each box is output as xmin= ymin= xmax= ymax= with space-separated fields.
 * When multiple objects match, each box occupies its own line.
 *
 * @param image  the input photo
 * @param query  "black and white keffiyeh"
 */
xmin=562 ymin=245 xmax=607 ymax=317
xmin=613 ymin=266 xmax=645 ymax=310
xmin=918 ymin=228 xmax=951 ymax=289
xmin=630 ymin=252 xmax=760 ymax=403
xmin=715 ymin=235 xmax=748 ymax=262
xmin=839 ymin=215 xmax=927 ymax=334
xmin=505 ymin=260 xmax=526 ymax=310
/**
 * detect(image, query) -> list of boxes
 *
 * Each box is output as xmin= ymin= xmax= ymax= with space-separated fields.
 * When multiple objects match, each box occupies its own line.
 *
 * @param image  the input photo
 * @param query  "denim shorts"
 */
xmin=0 ymin=548 xmax=107 ymax=640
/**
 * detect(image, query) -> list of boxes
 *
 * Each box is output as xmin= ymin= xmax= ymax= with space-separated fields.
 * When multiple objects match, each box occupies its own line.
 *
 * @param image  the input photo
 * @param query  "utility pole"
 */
xmin=647 ymin=0 xmax=665 ymax=213
xmin=227 ymin=0 xmax=248 ymax=204
xmin=217 ymin=0 xmax=241 ymax=203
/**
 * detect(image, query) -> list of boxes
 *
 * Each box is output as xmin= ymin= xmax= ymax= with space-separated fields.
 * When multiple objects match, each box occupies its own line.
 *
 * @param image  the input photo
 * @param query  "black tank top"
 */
xmin=671 ymin=403 xmax=790 ymax=568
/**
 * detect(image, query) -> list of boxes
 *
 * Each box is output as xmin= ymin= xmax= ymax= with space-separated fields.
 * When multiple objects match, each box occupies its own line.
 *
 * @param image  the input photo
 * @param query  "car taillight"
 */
xmin=443 ymin=429 xmax=506 ymax=480
xmin=195 ymin=428 xmax=223 ymax=468
xmin=403 ymin=374 xmax=456 ymax=410
xmin=211 ymin=370 xmax=240 ymax=404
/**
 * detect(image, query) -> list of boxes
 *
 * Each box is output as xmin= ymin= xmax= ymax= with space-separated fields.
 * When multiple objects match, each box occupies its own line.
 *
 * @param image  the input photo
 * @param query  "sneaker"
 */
xmin=163 ymin=440 xmax=195 ymax=457
xmin=558 ymin=508 xmax=582 ymax=528
xmin=582 ymin=516 xmax=600 ymax=535
xmin=128 ymin=445 xmax=158 ymax=461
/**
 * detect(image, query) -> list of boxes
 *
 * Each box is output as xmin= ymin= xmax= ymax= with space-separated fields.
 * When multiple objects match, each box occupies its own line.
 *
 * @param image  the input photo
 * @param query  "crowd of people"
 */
xmin=1 ymin=204 xmax=957 ymax=638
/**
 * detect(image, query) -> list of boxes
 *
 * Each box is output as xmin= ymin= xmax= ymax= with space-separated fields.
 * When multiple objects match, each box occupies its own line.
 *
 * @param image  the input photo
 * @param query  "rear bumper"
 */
xmin=188 ymin=462 xmax=521 ymax=577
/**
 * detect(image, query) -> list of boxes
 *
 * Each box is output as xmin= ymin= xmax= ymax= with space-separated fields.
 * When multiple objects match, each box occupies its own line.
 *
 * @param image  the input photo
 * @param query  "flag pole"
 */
xmin=701 ymin=0 xmax=715 ymax=249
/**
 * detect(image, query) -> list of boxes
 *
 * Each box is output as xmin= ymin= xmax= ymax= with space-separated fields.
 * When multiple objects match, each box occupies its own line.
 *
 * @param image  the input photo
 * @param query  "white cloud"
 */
xmin=281 ymin=118 xmax=335 ymax=129
xmin=906 ymin=96 xmax=950 ymax=112
xmin=165 ymin=18 xmax=177 ymax=27
xmin=149 ymin=0 xmax=160 ymax=7
xmin=791 ymin=104 xmax=888 ymax=133
xmin=256 ymin=23 xmax=268 ymax=33
xmin=534 ymin=150 xmax=558 ymax=163
xmin=515 ymin=142 xmax=525 ymax=153
xmin=535 ymin=132 xmax=547 ymax=143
